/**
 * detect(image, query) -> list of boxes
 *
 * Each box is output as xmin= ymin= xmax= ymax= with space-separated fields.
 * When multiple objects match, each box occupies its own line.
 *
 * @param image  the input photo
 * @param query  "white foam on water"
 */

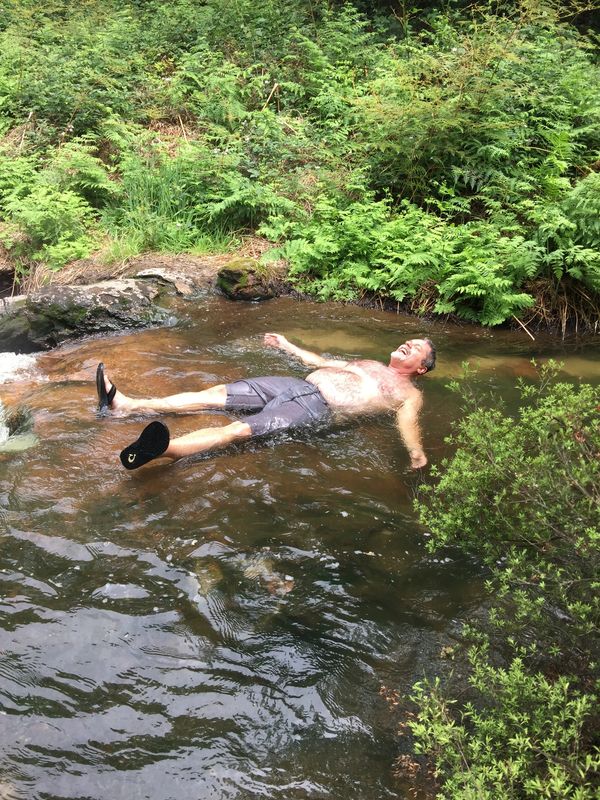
xmin=0 ymin=353 xmax=39 ymax=449
xmin=0 ymin=402 xmax=8 ymax=445
xmin=0 ymin=352 xmax=38 ymax=384
xmin=0 ymin=431 xmax=38 ymax=452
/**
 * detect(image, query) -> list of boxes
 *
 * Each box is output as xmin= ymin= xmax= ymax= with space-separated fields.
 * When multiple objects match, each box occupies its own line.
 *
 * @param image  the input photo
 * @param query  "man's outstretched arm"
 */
xmin=264 ymin=333 xmax=348 ymax=368
xmin=396 ymin=396 xmax=427 ymax=469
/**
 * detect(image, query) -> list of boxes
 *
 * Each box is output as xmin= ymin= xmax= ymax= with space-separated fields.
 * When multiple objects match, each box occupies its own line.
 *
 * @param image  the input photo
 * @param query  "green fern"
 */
xmin=43 ymin=137 xmax=119 ymax=206
xmin=562 ymin=172 xmax=600 ymax=249
xmin=3 ymin=184 xmax=96 ymax=268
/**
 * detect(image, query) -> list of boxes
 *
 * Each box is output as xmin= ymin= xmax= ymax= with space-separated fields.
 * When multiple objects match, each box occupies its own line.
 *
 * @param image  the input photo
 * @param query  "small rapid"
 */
xmin=0 ymin=353 xmax=39 ymax=453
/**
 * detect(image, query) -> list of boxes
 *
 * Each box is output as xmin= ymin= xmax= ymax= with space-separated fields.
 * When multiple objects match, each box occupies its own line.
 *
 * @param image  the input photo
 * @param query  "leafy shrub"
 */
xmin=0 ymin=5 xmax=149 ymax=136
xmin=169 ymin=52 xmax=250 ymax=132
xmin=436 ymin=224 xmax=540 ymax=324
xmin=417 ymin=365 xmax=599 ymax=662
xmin=354 ymin=8 xmax=600 ymax=209
xmin=265 ymin=194 xmax=540 ymax=324
xmin=562 ymin=173 xmax=600 ymax=251
xmin=411 ymin=650 xmax=600 ymax=800
xmin=519 ymin=172 xmax=600 ymax=295
xmin=197 ymin=173 xmax=295 ymax=232
xmin=2 ymin=185 xmax=96 ymax=267
xmin=410 ymin=367 xmax=600 ymax=797
xmin=198 ymin=0 xmax=310 ymax=72
xmin=0 ymin=152 xmax=38 ymax=211
xmin=135 ymin=0 xmax=210 ymax=61
xmin=43 ymin=137 xmax=120 ymax=206
xmin=0 ymin=138 xmax=113 ymax=267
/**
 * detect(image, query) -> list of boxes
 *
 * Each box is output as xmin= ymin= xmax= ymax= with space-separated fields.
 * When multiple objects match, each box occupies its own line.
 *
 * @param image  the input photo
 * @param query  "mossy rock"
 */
xmin=217 ymin=257 xmax=274 ymax=301
xmin=0 ymin=280 xmax=174 ymax=352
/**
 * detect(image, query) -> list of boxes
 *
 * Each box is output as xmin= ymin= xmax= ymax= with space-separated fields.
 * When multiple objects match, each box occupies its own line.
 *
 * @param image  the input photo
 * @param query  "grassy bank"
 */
xmin=1 ymin=0 xmax=599 ymax=330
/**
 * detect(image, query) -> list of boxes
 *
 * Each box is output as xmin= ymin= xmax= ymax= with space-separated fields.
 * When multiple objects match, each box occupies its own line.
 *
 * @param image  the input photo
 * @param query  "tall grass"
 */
xmin=102 ymin=143 xmax=240 ymax=252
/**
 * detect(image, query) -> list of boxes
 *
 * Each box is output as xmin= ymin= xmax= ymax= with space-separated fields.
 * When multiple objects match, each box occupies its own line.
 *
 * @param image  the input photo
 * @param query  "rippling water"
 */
xmin=1 ymin=298 xmax=598 ymax=799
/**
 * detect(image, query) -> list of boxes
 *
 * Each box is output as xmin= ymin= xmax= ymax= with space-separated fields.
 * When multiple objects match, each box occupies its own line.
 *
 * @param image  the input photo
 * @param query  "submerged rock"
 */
xmin=217 ymin=257 xmax=275 ymax=301
xmin=92 ymin=583 xmax=151 ymax=601
xmin=0 ymin=280 xmax=175 ymax=352
xmin=0 ymin=402 xmax=37 ymax=454
xmin=192 ymin=560 xmax=224 ymax=596
xmin=239 ymin=552 xmax=295 ymax=596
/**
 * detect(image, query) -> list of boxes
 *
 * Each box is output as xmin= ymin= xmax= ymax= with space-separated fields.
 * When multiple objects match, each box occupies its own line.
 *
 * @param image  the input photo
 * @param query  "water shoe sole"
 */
xmin=120 ymin=421 xmax=170 ymax=470
xmin=96 ymin=362 xmax=117 ymax=414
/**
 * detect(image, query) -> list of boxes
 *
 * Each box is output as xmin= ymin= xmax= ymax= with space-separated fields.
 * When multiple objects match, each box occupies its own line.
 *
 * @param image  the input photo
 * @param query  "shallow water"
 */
xmin=1 ymin=297 xmax=598 ymax=800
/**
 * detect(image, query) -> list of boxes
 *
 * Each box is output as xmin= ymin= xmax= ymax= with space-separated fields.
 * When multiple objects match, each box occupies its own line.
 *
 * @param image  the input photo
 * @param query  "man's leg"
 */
xmin=119 ymin=379 xmax=329 ymax=469
xmin=165 ymin=420 xmax=252 ymax=459
xmin=101 ymin=367 xmax=228 ymax=416
xmin=120 ymin=419 xmax=252 ymax=469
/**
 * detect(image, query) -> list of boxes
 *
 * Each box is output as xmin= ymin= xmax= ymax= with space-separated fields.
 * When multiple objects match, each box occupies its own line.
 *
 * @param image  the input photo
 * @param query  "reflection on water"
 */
xmin=0 ymin=298 xmax=598 ymax=799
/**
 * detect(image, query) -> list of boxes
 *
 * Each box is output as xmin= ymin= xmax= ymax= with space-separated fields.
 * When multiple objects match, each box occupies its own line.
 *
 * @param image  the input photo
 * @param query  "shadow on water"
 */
xmin=0 ymin=297 xmax=599 ymax=799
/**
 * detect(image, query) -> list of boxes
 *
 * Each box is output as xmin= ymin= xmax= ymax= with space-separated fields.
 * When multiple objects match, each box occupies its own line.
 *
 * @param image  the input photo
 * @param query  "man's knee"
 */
xmin=192 ymin=383 xmax=227 ymax=408
xmin=228 ymin=420 xmax=253 ymax=439
xmin=205 ymin=384 xmax=227 ymax=400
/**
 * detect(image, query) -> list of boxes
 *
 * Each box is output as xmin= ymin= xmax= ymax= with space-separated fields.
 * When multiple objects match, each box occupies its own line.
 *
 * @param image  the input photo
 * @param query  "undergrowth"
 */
xmin=0 ymin=0 xmax=598 ymax=328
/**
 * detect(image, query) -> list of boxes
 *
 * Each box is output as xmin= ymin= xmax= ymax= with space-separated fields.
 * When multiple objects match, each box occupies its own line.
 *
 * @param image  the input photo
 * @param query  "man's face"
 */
xmin=389 ymin=339 xmax=430 ymax=374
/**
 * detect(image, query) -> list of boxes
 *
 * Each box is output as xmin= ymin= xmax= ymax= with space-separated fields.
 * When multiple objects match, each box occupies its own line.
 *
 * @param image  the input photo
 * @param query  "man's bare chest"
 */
xmin=346 ymin=361 xmax=406 ymax=398
xmin=308 ymin=361 xmax=408 ymax=411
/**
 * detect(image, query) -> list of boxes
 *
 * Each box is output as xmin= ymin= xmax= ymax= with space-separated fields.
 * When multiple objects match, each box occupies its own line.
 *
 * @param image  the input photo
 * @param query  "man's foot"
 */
xmin=96 ymin=363 xmax=136 ymax=415
xmin=120 ymin=421 xmax=170 ymax=470
xmin=96 ymin=363 xmax=116 ymax=413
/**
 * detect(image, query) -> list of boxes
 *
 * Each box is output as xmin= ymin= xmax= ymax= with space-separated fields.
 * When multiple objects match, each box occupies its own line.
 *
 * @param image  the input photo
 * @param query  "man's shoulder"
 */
xmin=392 ymin=379 xmax=423 ymax=407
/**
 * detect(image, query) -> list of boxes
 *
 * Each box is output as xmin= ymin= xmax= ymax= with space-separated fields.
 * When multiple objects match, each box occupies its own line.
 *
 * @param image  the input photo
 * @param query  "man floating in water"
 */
xmin=97 ymin=333 xmax=436 ymax=471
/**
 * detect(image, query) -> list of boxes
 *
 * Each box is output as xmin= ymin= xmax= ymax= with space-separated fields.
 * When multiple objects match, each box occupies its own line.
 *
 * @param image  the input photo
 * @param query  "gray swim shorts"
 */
xmin=225 ymin=376 xmax=331 ymax=437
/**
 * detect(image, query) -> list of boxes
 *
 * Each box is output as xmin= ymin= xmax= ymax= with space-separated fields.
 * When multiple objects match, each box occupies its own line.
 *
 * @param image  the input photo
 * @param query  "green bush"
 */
xmin=2 ymin=184 xmax=96 ymax=267
xmin=562 ymin=173 xmax=600 ymax=251
xmin=43 ymin=137 xmax=120 ymax=207
xmin=354 ymin=8 xmax=600 ymax=209
xmin=0 ymin=7 xmax=147 ymax=135
xmin=0 ymin=152 xmax=38 ymax=211
xmin=0 ymin=138 xmax=113 ymax=267
xmin=411 ymin=650 xmax=600 ymax=800
xmin=410 ymin=367 xmax=599 ymax=799
xmin=169 ymin=53 xmax=250 ymax=132
xmin=264 ymin=194 xmax=540 ymax=325
xmin=417 ymin=365 xmax=599 ymax=661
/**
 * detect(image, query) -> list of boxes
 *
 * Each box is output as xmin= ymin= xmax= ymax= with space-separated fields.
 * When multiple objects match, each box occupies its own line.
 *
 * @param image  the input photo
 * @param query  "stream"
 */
xmin=1 ymin=297 xmax=599 ymax=800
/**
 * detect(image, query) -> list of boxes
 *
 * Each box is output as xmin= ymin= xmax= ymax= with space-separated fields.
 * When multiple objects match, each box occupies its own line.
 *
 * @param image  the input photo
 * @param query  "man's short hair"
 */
xmin=421 ymin=338 xmax=436 ymax=372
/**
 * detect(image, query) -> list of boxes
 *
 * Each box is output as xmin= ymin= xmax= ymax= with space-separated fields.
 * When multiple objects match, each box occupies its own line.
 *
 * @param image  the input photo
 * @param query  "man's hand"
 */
xmin=409 ymin=450 xmax=428 ymax=470
xmin=264 ymin=332 xmax=290 ymax=350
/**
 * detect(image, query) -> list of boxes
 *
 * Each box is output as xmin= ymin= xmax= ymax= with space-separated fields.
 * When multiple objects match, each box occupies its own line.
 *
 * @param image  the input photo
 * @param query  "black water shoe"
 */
xmin=96 ymin=362 xmax=117 ymax=414
xmin=120 ymin=421 xmax=170 ymax=470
